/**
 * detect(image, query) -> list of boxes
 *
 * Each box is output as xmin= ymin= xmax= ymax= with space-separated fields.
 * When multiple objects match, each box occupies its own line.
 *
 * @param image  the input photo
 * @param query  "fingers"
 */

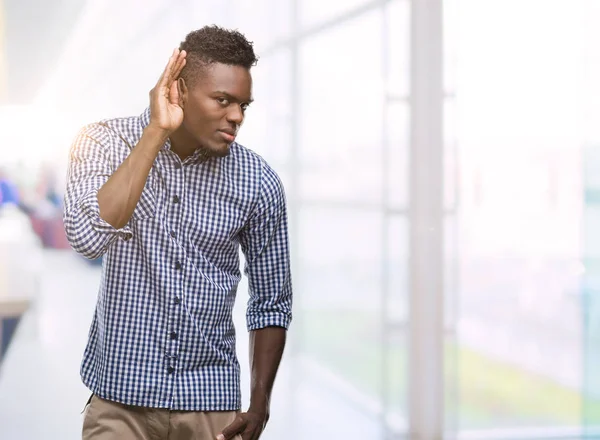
xmin=173 ymin=51 xmax=187 ymax=80
xmin=156 ymin=48 xmax=178 ymax=88
xmin=217 ymin=416 xmax=247 ymax=440
xmin=157 ymin=49 xmax=187 ymax=90
xmin=169 ymin=50 xmax=186 ymax=85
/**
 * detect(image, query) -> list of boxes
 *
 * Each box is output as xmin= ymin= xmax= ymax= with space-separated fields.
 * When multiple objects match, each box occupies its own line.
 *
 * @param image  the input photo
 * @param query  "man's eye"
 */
xmin=217 ymin=97 xmax=229 ymax=105
xmin=241 ymin=104 xmax=249 ymax=112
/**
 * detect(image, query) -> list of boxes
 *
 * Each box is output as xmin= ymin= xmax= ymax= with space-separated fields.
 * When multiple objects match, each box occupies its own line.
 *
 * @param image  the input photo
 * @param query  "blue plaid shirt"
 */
xmin=63 ymin=108 xmax=292 ymax=411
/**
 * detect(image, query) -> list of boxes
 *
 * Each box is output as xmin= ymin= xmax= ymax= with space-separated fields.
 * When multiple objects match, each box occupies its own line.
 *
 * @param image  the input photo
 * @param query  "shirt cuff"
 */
xmin=246 ymin=310 xmax=292 ymax=331
xmin=79 ymin=189 xmax=133 ymax=241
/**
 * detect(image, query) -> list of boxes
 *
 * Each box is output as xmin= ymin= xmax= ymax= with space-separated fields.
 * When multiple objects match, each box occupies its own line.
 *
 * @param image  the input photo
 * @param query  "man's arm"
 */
xmin=248 ymin=326 xmax=286 ymax=419
xmin=63 ymin=49 xmax=186 ymax=259
xmin=218 ymin=327 xmax=286 ymax=440
xmin=96 ymin=124 xmax=168 ymax=229
xmin=98 ymin=48 xmax=186 ymax=229
xmin=218 ymin=163 xmax=292 ymax=440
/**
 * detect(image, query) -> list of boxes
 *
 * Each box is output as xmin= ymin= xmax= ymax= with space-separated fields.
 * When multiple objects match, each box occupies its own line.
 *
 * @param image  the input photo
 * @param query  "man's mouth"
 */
xmin=218 ymin=130 xmax=236 ymax=143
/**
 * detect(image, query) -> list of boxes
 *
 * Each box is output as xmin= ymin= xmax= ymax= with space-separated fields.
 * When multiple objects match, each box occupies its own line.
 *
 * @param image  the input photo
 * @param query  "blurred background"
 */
xmin=1 ymin=0 xmax=600 ymax=439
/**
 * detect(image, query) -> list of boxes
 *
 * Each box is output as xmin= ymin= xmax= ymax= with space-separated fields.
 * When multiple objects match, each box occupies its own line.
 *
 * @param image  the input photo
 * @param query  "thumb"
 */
xmin=217 ymin=415 xmax=246 ymax=440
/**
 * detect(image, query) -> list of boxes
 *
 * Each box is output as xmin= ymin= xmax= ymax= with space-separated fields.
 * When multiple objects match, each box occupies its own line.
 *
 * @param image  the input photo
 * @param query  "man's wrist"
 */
xmin=248 ymin=398 xmax=270 ymax=417
xmin=137 ymin=124 xmax=170 ymax=159
xmin=143 ymin=123 xmax=171 ymax=145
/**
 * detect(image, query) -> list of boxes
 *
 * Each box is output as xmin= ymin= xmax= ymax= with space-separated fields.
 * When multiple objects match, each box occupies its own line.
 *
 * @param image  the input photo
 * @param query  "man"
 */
xmin=63 ymin=25 xmax=292 ymax=440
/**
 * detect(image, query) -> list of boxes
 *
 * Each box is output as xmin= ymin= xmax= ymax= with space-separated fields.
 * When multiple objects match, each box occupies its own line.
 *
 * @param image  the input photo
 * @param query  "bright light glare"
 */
xmin=0 ymin=105 xmax=76 ymax=168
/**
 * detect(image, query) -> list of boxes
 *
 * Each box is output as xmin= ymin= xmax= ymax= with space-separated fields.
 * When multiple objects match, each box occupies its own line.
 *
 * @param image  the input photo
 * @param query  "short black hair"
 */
xmin=179 ymin=25 xmax=258 ymax=86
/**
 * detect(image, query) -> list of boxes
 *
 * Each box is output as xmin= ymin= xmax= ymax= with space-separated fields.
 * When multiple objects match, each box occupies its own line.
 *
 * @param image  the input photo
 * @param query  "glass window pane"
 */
xmin=297 ymin=207 xmax=409 ymax=436
xmin=385 ymin=0 xmax=410 ymax=98
xmin=382 ymin=216 xmax=409 ymax=434
xmin=445 ymin=99 xmax=458 ymax=212
xmin=454 ymin=0 xmax=586 ymax=434
xmin=226 ymin=0 xmax=293 ymax=48
xmin=298 ymin=10 xmax=383 ymax=204
xmin=385 ymin=103 xmax=409 ymax=210
xmin=298 ymin=206 xmax=385 ymax=421
xmin=578 ymin=4 xmax=600 ymax=431
xmin=444 ymin=0 xmax=458 ymax=94
xmin=456 ymin=136 xmax=584 ymax=433
xmin=583 ymin=0 xmax=600 ymax=145
xmin=240 ymin=49 xmax=292 ymax=165
xmin=300 ymin=0 xmax=373 ymax=29
xmin=445 ymin=214 xmax=460 ymax=436
xmin=583 ymin=146 xmax=600 ymax=434
xmin=384 ymin=216 xmax=409 ymax=325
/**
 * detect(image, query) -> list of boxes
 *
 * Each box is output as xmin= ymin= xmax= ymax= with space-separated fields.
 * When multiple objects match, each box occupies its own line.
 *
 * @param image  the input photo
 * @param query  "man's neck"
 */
xmin=169 ymin=127 xmax=197 ymax=161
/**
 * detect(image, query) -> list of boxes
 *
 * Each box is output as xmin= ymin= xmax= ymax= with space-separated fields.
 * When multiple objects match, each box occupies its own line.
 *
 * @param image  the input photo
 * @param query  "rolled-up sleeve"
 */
xmin=63 ymin=124 xmax=133 ymax=260
xmin=240 ymin=162 xmax=293 ymax=331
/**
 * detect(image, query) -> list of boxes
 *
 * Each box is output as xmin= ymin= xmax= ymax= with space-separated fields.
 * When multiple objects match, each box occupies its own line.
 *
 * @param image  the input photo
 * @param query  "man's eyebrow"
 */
xmin=215 ymin=91 xmax=254 ymax=104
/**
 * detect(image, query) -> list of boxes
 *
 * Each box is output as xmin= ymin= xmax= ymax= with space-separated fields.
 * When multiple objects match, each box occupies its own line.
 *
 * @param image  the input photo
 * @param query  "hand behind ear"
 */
xmin=148 ymin=48 xmax=187 ymax=134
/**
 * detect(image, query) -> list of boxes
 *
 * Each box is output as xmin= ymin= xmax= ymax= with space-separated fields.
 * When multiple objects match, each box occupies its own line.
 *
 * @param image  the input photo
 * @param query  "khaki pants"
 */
xmin=82 ymin=395 xmax=242 ymax=440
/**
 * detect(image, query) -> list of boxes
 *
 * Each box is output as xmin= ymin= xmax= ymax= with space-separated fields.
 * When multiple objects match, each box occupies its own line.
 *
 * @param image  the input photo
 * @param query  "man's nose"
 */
xmin=226 ymin=105 xmax=244 ymax=124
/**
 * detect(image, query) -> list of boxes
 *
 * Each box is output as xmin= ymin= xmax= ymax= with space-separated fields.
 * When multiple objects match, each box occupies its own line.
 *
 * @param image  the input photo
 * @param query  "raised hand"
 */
xmin=148 ymin=48 xmax=187 ymax=134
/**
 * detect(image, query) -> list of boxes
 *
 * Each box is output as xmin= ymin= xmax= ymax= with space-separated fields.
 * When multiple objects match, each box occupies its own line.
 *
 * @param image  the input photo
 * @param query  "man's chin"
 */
xmin=210 ymin=143 xmax=231 ymax=158
xmin=198 ymin=142 xmax=230 ymax=158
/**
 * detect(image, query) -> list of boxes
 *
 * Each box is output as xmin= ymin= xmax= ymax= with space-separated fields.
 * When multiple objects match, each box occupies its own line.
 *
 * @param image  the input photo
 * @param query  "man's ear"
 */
xmin=178 ymin=78 xmax=188 ymax=106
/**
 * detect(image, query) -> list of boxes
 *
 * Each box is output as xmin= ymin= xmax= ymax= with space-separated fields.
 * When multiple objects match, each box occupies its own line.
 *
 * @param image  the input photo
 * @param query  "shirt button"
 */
xmin=170 ymin=332 xmax=178 ymax=340
xmin=174 ymin=297 xmax=181 ymax=304
xmin=167 ymin=366 xmax=175 ymax=374
xmin=174 ymin=162 xmax=182 ymax=170
xmin=170 ymin=230 xmax=176 ymax=238
xmin=175 ymin=261 xmax=182 ymax=270
xmin=173 ymin=195 xmax=180 ymax=204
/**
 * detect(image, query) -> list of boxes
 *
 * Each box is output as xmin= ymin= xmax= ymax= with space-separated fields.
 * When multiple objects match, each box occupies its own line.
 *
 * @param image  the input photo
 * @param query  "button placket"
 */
xmin=167 ymin=158 xmax=185 ymax=384
xmin=157 ymin=153 xmax=183 ymax=391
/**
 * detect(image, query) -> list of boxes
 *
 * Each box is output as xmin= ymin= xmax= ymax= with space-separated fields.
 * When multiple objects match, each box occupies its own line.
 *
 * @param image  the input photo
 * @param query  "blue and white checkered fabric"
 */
xmin=63 ymin=108 xmax=292 ymax=411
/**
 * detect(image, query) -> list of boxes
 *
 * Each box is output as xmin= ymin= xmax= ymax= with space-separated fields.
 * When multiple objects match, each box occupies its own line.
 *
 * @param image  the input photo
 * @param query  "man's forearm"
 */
xmin=248 ymin=326 xmax=287 ymax=417
xmin=97 ymin=124 xmax=168 ymax=229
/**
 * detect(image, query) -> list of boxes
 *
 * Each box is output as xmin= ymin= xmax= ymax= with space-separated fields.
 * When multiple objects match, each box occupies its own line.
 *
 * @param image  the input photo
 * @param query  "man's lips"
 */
xmin=218 ymin=129 xmax=236 ymax=143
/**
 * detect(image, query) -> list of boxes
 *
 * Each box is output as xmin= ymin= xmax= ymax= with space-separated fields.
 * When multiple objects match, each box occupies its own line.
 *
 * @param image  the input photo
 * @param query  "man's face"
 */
xmin=181 ymin=63 xmax=253 ymax=157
